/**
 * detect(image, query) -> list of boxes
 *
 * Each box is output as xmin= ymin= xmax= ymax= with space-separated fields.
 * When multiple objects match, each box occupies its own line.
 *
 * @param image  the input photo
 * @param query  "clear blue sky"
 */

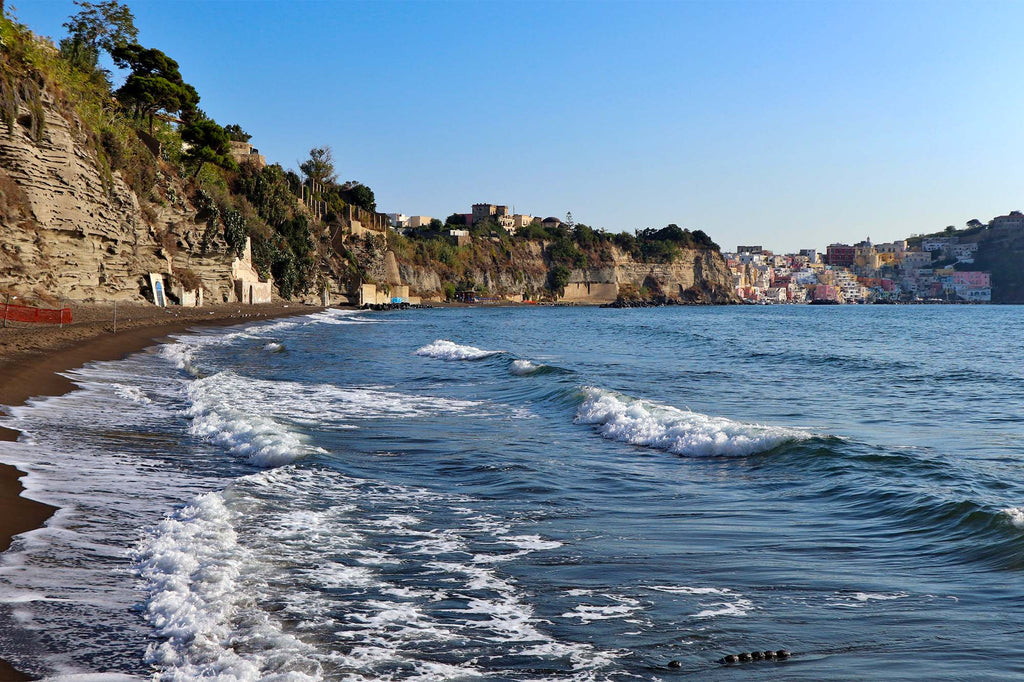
xmin=12 ymin=0 xmax=1024 ymax=252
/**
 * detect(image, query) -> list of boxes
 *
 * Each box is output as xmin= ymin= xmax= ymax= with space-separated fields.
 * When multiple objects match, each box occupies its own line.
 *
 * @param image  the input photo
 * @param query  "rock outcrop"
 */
xmin=0 ymin=86 xmax=236 ymax=303
xmin=393 ymin=241 xmax=736 ymax=304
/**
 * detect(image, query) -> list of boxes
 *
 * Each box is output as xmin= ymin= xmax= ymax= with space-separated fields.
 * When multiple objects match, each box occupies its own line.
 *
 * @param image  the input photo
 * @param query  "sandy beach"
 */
xmin=0 ymin=301 xmax=324 ymax=680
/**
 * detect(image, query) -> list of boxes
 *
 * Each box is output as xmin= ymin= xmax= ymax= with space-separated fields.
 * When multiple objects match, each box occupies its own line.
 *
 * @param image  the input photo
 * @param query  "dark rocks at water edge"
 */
xmin=718 ymin=649 xmax=790 ymax=664
xmin=602 ymin=296 xmax=679 ymax=308
xmin=360 ymin=302 xmax=434 ymax=311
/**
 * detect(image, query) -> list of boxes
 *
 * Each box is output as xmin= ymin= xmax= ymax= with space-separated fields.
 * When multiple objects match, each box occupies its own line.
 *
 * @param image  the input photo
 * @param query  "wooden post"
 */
xmin=59 ymin=299 xmax=64 ymax=329
xmin=2 ymin=293 xmax=8 ymax=328
xmin=112 ymin=301 xmax=117 ymax=334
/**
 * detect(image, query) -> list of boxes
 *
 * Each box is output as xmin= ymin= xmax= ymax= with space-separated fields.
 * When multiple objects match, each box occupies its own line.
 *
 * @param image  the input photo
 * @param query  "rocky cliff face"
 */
xmin=393 ymin=241 xmax=737 ymax=304
xmin=0 ymin=86 xmax=236 ymax=303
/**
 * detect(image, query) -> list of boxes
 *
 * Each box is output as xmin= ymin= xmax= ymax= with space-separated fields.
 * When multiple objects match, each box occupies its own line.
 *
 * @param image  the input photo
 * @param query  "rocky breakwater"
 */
xmin=0 ymin=87 xmax=235 ymax=303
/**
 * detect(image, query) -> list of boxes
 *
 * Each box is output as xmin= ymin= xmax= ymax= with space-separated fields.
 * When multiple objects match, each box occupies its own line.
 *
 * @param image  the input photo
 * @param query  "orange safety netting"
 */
xmin=1 ymin=303 xmax=72 ymax=325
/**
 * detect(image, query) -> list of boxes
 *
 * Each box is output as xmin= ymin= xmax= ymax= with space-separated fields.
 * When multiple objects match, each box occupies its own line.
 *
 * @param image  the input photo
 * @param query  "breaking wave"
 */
xmin=574 ymin=387 xmax=810 ymax=457
xmin=1001 ymin=507 xmax=1024 ymax=528
xmin=133 ymin=489 xmax=321 ymax=681
xmin=415 ymin=339 xmax=503 ymax=361
xmin=510 ymin=359 xmax=542 ymax=376
xmin=185 ymin=373 xmax=323 ymax=467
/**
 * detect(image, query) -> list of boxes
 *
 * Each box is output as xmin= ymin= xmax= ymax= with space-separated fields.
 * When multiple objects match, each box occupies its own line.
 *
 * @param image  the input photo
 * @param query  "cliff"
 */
xmin=0 ymin=87 xmax=242 ymax=303
xmin=391 ymin=239 xmax=736 ymax=304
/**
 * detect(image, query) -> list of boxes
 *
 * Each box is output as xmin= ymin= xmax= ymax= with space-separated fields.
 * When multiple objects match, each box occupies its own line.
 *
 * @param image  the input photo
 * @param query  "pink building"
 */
xmin=952 ymin=271 xmax=990 ymax=287
xmin=813 ymin=284 xmax=839 ymax=302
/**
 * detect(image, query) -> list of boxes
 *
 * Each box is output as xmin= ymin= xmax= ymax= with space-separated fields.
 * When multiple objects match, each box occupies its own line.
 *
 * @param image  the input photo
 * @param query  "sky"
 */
xmin=11 ymin=0 xmax=1024 ymax=253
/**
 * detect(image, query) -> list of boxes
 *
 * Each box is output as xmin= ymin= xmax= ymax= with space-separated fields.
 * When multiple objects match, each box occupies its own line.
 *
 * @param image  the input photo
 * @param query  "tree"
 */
xmin=966 ymin=218 xmax=984 ymax=231
xmin=60 ymin=0 xmax=137 ymax=72
xmin=111 ymin=43 xmax=199 ymax=133
xmin=300 ymin=146 xmax=336 ymax=185
xmin=574 ymin=223 xmax=596 ymax=249
xmin=429 ymin=218 xmax=444 ymax=231
xmin=445 ymin=213 xmax=466 ymax=226
xmin=341 ymin=181 xmax=375 ymax=212
xmin=547 ymin=265 xmax=571 ymax=295
xmin=181 ymin=116 xmax=234 ymax=172
xmin=223 ymin=124 xmax=251 ymax=142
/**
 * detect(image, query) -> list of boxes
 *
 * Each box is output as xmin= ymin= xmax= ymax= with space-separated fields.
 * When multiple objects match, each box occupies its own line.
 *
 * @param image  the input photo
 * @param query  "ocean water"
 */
xmin=1 ymin=305 xmax=1023 ymax=681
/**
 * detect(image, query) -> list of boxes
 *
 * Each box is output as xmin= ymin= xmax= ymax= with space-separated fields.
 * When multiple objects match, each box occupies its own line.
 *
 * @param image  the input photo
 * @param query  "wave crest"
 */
xmin=1001 ymin=507 xmax=1024 ymax=528
xmin=134 ymin=489 xmax=320 ymax=680
xmin=186 ymin=372 xmax=323 ymax=467
xmin=415 ymin=339 xmax=502 ymax=361
xmin=575 ymin=387 xmax=808 ymax=457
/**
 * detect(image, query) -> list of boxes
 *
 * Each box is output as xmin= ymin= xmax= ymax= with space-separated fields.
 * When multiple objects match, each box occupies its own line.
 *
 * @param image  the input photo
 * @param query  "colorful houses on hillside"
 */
xmin=725 ymin=237 xmax=991 ymax=303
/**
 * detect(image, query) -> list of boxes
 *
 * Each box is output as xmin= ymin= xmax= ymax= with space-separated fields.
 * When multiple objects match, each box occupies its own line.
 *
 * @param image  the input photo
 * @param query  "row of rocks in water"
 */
xmin=360 ymin=302 xmax=434 ymax=311
xmin=719 ymin=649 xmax=791 ymax=664
xmin=601 ymin=296 xmax=680 ymax=308
xmin=665 ymin=649 xmax=791 ymax=670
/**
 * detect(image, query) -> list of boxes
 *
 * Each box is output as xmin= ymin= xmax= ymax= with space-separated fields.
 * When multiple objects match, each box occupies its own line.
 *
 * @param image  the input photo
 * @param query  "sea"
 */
xmin=1 ymin=305 xmax=1023 ymax=681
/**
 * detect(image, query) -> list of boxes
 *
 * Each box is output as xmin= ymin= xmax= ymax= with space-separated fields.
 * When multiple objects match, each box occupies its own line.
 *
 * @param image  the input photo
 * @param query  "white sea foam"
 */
xmin=137 ymin=466 xmax=613 ymax=680
xmin=415 ymin=339 xmax=502 ymax=361
xmin=133 ymin=489 xmax=322 ymax=681
xmin=1001 ymin=507 xmax=1024 ymax=528
xmin=692 ymin=596 xmax=754 ymax=618
xmin=510 ymin=359 xmax=542 ymax=375
xmin=186 ymin=374 xmax=322 ymax=467
xmin=647 ymin=585 xmax=733 ymax=596
xmin=158 ymin=309 xmax=370 ymax=376
xmin=112 ymin=384 xmax=152 ymax=404
xmin=183 ymin=370 xmax=491 ymax=466
xmin=827 ymin=591 xmax=908 ymax=609
xmin=562 ymin=596 xmax=643 ymax=623
xmin=644 ymin=585 xmax=752 ymax=618
xmin=305 ymin=308 xmax=377 ymax=325
xmin=575 ymin=387 xmax=808 ymax=457
xmin=853 ymin=591 xmax=906 ymax=602
xmin=500 ymin=534 xmax=563 ymax=551
xmin=37 ymin=671 xmax=145 ymax=675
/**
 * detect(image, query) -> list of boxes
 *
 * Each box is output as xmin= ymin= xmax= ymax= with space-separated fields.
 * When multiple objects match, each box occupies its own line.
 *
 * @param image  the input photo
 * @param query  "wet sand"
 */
xmin=0 ymin=301 xmax=325 ymax=679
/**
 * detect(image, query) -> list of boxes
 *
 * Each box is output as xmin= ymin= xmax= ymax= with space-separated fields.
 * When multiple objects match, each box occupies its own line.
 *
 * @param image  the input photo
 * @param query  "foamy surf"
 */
xmin=510 ymin=359 xmax=542 ymax=375
xmin=1001 ymin=507 xmax=1024 ymax=528
xmin=129 ymin=466 xmax=614 ymax=681
xmin=575 ymin=387 xmax=809 ymax=457
xmin=185 ymin=373 xmax=324 ymax=467
xmin=133 ymin=488 xmax=322 ymax=681
xmin=415 ymin=339 xmax=502 ymax=361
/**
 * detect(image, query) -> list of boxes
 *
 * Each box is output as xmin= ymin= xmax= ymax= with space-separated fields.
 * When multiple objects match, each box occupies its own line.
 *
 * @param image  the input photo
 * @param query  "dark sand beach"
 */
xmin=0 ymin=302 xmax=324 ymax=679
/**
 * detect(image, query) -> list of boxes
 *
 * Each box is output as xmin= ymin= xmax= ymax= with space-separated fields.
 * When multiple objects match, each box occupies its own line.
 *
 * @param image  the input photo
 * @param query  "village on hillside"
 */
xmin=722 ymin=232 xmax=993 ymax=304
xmin=719 ymin=212 xmax=1024 ymax=304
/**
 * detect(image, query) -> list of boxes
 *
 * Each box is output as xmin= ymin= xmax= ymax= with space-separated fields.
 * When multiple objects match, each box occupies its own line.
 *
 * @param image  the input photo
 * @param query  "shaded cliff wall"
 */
xmin=0 ymin=87 xmax=238 ymax=303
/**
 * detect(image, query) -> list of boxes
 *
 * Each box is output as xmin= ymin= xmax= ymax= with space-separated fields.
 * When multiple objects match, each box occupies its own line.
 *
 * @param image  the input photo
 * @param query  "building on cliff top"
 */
xmin=228 ymin=141 xmax=266 ymax=169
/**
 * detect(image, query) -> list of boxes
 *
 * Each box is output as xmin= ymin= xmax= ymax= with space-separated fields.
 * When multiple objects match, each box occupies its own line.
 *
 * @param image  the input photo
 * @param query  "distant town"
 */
xmin=721 ymin=233 xmax=991 ymax=304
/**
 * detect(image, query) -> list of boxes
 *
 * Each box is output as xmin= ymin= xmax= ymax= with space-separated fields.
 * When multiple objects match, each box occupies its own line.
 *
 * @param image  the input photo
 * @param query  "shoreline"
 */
xmin=0 ymin=302 xmax=326 ymax=680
